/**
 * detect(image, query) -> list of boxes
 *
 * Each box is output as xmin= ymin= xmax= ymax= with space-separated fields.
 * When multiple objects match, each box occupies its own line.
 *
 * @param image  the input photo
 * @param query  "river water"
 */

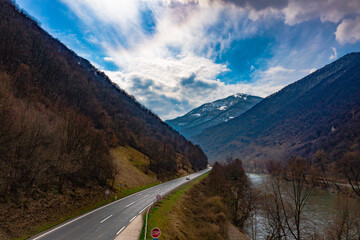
xmin=245 ymin=174 xmax=337 ymax=239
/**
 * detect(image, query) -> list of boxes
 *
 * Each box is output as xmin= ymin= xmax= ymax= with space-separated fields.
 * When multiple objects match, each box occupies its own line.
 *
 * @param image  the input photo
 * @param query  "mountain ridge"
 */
xmin=192 ymin=52 xmax=360 ymax=163
xmin=166 ymin=93 xmax=262 ymax=138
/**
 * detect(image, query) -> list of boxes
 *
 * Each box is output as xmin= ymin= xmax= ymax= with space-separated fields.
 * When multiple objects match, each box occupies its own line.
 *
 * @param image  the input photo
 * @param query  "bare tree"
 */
xmin=337 ymin=151 xmax=360 ymax=197
xmin=312 ymin=150 xmax=330 ymax=188
xmin=262 ymin=179 xmax=289 ymax=240
xmin=263 ymin=158 xmax=315 ymax=240
xmin=325 ymin=195 xmax=360 ymax=240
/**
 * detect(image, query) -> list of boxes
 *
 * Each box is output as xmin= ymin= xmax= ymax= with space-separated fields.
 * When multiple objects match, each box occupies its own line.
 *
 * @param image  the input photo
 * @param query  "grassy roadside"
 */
xmin=139 ymin=172 xmax=209 ymax=240
xmin=17 ymin=182 xmax=160 ymax=240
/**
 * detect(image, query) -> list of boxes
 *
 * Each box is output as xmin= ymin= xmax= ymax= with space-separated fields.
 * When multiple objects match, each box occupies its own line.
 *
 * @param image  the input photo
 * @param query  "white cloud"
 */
xmin=329 ymin=47 xmax=337 ymax=60
xmin=335 ymin=16 xmax=360 ymax=44
xmin=254 ymin=65 xmax=298 ymax=88
xmin=309 ymin=68 xmax=317 ymax=74
xmin=103 ymin=57 xmax=115 ymax=62
xmin=60 ymin=0 xmax=359 ymax=119
xmin=216 ymin=0 xmax=360 ymax=26
xmin=60 ymin=0 xmax=263 ymax=119
xmin=282 ymin=0 xmax=360 ymax=25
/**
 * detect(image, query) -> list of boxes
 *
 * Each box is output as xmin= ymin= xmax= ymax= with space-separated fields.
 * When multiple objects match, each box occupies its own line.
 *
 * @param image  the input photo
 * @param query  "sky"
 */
xmin=16 ymin=0 xmax=360 ymax=120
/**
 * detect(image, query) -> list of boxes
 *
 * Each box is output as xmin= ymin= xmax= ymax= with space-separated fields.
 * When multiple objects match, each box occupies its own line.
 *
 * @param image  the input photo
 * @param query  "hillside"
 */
xmin=0 ymin=1 xmax=206 ymax=238
xmin=166 ymin=93 xmax=262 ymax=137
xmin=193 ymin=52 xmax=360 ymax=163
xmin=0 ymin=0 xmax=207 ymax=179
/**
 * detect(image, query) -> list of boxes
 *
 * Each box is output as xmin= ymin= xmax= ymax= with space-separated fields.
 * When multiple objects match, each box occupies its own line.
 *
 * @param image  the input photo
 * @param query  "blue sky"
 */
xmin=16 ymin=0 xmax=360 ymax=119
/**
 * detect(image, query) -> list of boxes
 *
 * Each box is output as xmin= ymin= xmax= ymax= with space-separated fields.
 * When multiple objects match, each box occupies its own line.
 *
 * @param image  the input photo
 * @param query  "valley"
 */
xmin=1 ymin=0 xmax=360 ymax=239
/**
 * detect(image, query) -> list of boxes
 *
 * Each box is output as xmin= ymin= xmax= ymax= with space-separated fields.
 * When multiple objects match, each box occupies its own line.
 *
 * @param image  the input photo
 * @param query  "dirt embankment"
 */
xmin=145 ymin=175 xmax=249 ymax=240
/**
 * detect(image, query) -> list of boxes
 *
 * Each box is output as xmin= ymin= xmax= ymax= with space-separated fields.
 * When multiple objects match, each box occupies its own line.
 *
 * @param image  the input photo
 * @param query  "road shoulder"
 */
xmin=115 ymin=214 xmax=143 ymax=240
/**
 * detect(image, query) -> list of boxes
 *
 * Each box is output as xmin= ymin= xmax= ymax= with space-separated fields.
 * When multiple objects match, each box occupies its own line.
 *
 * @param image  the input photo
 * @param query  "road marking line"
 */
xmin=138 ymin=202 xmax=153 ymax=215
xmin=139 ymin=194 xmax=149 ymax=200
xmin=139 ymin=207 xmax=147 ymax=214
xmin=144 ymin=202 xmax=153 ymax=210
xmin=130 ymin=216 xmax=136 ymax=222
xmin=126 ymin=202 xmax=135 ymax=207
xmin=100 ymin=214 xmax=113 ymax=223
xmin=117 ymin=226 xmax=125 ymax=235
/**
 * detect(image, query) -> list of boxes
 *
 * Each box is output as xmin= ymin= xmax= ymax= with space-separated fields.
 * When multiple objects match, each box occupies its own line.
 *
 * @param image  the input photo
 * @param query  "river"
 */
xmin=245 ymin=173 xmax=337 ymax=239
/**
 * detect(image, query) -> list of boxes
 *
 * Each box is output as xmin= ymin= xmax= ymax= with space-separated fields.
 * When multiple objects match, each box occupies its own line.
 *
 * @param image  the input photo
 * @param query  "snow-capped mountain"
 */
xmin=165 ymin=93 xmax=263 ymax=137
xmin=193 ymin=52 xmax=360 ymax=163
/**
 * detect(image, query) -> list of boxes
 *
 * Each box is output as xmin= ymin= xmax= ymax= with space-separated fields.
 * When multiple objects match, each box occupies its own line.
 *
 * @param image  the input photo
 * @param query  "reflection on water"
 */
xmin=246 ymin=173 xmax=337 ymax=239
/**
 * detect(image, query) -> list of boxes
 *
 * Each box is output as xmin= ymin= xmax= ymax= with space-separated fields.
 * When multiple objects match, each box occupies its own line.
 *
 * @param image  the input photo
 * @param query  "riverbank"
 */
xmin=245 ymin=173 xmax=360 ymax=239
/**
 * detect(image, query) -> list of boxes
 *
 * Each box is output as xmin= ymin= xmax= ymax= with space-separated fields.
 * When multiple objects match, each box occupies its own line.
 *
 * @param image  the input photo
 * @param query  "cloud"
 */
xmin=130 ymin=77 xmax=158 ymax=91
xmin=218 ymin=0 xmax=288 ymax=10
xmin=59 ymin=0 xmax=360 ymax=119
xmin=309 ymin=68 xmax=317 ymax=74
xmin=180 ymin=73 xmax=218 ymax=89
xmin=103 ymin=57 xmax=115 ymax=62
xmin=255 ymin=65 xmax=296 ymax=86
xmin=335 ymin=16 xmax=360 ymax=44
xmin=282 ymin=0 xmax=360 ymax=25
xmin=107 ymin=65 xmax=312 ymax=119
xmin=217 ymin=0 xmax=360 ymax=26
xmin=329 ymin=47 xmax=337 ymax=60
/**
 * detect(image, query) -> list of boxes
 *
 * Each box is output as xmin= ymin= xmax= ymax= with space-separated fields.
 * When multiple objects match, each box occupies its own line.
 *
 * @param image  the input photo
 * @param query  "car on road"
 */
xmin=186 ymin=177 xmax=190 ymax=180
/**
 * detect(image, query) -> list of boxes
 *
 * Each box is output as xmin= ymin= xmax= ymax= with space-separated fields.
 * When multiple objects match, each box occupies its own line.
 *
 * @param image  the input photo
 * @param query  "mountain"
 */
xmin=192 ymin=52 xmax=360 ymax=163
xmin=0 ymin=2 xmax=209 ymax=238
xmin=166 ymin=93 xmax=262 ymax=137
xmin=0 ymin=1 xmax=207 ymax=196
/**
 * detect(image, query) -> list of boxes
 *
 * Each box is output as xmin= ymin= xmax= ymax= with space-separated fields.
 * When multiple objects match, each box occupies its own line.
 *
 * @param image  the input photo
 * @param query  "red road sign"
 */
xmin=156 ymin=194 xmax=161 ymax=200
xmin=151 ymin=228 xmax=161 ymax=238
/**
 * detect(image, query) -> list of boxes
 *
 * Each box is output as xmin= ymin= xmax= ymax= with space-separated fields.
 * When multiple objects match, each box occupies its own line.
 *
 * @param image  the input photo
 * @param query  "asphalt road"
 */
xmin=30 ymin=168 xmax=211 ymax=240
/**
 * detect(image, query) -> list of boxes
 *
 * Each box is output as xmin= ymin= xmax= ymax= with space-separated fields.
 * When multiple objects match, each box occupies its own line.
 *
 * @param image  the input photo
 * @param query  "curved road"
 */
xmin=30 ymin=168 xmax=211 ymax=240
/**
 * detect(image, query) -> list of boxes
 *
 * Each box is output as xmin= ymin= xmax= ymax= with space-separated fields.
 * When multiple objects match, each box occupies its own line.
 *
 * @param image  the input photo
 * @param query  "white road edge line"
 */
xmin=130 ymin=216 xmax=136 ymax=223
xmin=139 ymin=207 xmax=147 ymax=214
xmin=126 ymin=202 xmax=135 ymax=207
xmin=117 ymin=226 xmax=125 ymax=235
xmin=100 ymin=214 xmax=113 ymax=223
xmin=139 ymin=202 xmax=153 ymax=215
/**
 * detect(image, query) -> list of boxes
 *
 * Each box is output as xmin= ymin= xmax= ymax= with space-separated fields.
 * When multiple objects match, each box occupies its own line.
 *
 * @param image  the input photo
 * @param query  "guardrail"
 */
xmin=142 ymin=173 xmax=206 ymax=240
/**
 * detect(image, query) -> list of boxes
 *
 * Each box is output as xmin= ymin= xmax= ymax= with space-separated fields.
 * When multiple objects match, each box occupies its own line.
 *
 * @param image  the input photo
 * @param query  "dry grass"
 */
xmin=0 ymin=185 xmax=108 ymax=240
xmin=111 ymin=146 xmax=155 ymax=188
xmin=141 ymin=172 xmax=246 ymax=240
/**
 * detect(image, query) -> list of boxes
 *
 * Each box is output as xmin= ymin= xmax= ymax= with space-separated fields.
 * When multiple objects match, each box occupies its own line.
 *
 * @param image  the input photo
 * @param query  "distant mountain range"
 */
xmin=166 ymin=93 xmax=262 ymax=138
xmin=192 ymin=52 xmax=360 ymax=163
